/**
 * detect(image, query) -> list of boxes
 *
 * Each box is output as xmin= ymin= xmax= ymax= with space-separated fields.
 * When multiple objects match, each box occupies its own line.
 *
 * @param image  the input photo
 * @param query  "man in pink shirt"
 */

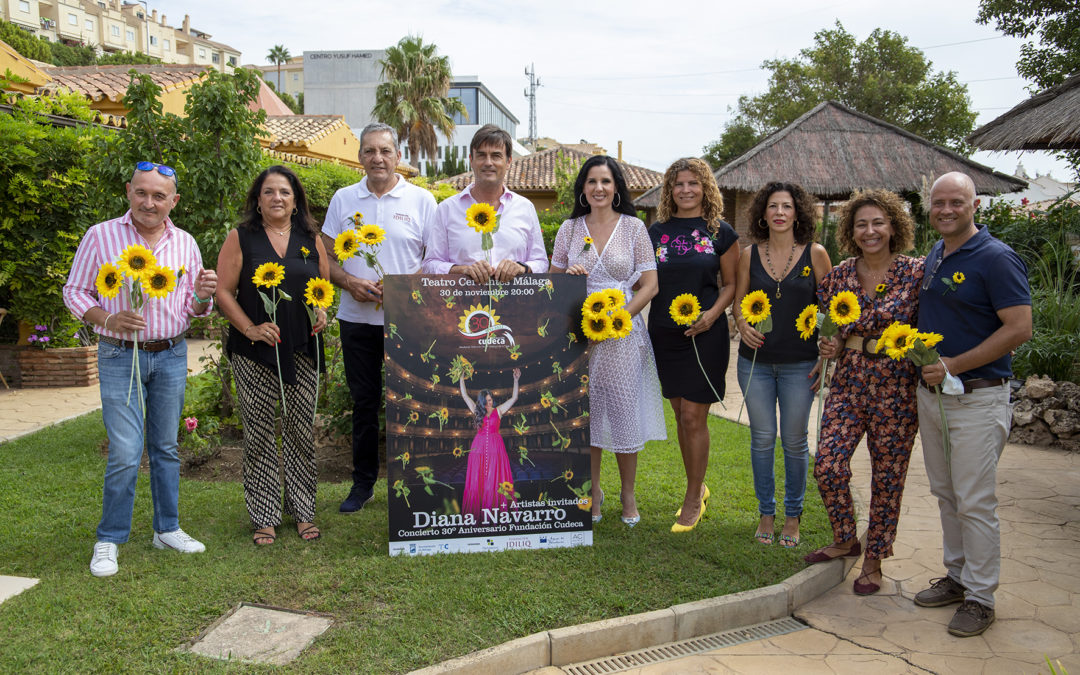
xmin=63 ymin=163 xmax=218 ymax=577
xmin=422 ymin=124 xmax=548 ymax=281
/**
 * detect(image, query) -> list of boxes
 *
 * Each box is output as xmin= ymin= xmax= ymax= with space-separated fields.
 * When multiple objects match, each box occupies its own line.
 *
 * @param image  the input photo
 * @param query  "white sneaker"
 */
xmin=90 ymin=542 xmax=118 ymax=577
xmin=152 ymin=528 xmax=206 ymax=553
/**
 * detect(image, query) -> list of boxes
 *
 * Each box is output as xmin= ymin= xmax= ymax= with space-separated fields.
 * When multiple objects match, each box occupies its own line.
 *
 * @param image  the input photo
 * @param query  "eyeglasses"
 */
xmin=135 ymin=161 xmax=176 ymax=178
xmin=921 ymin=248 xmax=943 ymax=291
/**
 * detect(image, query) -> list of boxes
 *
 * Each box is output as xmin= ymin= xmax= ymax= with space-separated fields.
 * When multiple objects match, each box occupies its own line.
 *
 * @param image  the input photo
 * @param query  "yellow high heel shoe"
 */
xmin=671 ymin=487 xmax=708 ymax=533
xmin=675 ymin=483 xmax=710 ymax=517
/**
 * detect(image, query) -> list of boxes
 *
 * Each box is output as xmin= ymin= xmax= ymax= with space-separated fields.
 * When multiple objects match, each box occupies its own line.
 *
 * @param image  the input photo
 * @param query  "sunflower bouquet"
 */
xmin=303 ymin=277 xmax=334 ymax=423
xmin=814 ymin=291 xmax=862 ymax=442
xmin=580 ymin=288 xmax=632 ymax=342
xmin=670 ymin=292 xmax=728 ymax=410
xmin=876 ymin=321 xmax=952 ymax=464
xmin=736 ymin=290 xmax=774 ymax=422
xmin=95 ymin=244 xmax=180 ymax=416
xmin=252 ymin=261 xmax=293 ymax=414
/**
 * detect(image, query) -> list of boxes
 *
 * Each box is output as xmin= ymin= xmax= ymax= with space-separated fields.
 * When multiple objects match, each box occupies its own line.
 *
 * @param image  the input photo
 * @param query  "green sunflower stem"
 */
xmin=736 ymin=347 xmax=759 ymax=424
xmin=693 ymin=335 xmax=725 ymax=410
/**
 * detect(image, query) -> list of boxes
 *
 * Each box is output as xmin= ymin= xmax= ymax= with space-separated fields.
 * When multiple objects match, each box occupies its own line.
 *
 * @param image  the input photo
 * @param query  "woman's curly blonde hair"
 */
xmin=656 ymin=157 xmax=725 ymax=234
xmin=836 ymin=189 xmax=915 ymax=256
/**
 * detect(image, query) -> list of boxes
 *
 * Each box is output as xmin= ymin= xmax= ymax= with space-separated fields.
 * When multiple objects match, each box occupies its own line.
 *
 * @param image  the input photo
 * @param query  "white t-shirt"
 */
xmin=321 ymin=175 xmax=437 ymax=325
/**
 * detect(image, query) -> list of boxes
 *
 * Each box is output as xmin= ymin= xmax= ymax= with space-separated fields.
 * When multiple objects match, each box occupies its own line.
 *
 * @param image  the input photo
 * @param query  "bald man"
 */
xmin=912 ymin=172 xmax=1031 ymax=637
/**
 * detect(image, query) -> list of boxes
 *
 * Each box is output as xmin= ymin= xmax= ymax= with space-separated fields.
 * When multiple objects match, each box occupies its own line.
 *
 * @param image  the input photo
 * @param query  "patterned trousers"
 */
xmin=232 ymin=352 xmax=318 ymax=528
xmin=814 ymin=353 xmax=918 ymax=559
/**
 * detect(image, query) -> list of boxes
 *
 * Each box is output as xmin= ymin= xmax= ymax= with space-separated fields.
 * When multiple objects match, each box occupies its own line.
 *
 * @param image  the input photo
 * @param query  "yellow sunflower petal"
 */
xmin=358 ymin=224 xmax=386 ymax=246
xmin=795 ymin=304 xmax=818 ymax=340
xmin=304 ymin=277 xmax=335 ymax=308
xmin=140 ymin=265 xmax=176 ymax=299
xmin=916 ymin=331 xmax=944 ymax=349
xmin=252 ymin=262 xmax=286 ymax=288
xmin=582 ymin=291 xmax=609 ymax=319
xmin=334 ymin=229 xmax=360 ymax=262
xmin=609 ymin=308 xmax=633 ymax=339
xmin=603 ymin=288 xmax=627 ymax=309
xmin=669 ymin=293 xmax=702 ymax=326
xmin=465 ymin=202 xmax=498 ymax=234
xmin=581 ymin=313 xmax=612 ymax=341
xmin=740 ymin=290 xmax=772 ymax=325
xmin=117 ymin=244 xmax=157 ymax=279
xmin=95 ymin=262 xmax=123 ymax=299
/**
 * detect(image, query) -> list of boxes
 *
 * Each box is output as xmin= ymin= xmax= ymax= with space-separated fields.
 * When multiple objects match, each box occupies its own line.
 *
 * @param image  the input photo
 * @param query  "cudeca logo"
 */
xmin=458 ymin=303 xmax=514 ymax=347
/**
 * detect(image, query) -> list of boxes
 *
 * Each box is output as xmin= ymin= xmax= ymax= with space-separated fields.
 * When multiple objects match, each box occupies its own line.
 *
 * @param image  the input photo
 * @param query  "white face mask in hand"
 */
xmin=941 ymin=362 xmax=964 ymax=395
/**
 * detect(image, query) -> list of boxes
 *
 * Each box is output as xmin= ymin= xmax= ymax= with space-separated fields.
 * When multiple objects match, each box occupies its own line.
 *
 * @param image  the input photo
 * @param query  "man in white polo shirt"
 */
xmin=321 ymin=122 xmax=437 ymax=512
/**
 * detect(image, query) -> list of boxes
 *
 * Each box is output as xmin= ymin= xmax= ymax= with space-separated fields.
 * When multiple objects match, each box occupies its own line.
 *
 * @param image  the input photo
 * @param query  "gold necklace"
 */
xmin=266 ymin=224 xmax=291 ymax=237
xmin=763 ymin=242 xmax=796 ymax=298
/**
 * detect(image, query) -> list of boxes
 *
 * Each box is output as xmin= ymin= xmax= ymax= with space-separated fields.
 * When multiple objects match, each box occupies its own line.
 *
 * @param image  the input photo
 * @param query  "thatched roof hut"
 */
xmin=968 ymin=73 xmax=1080 ymax=151
xmin=635 ymin=100 xmax=1025 ymax=233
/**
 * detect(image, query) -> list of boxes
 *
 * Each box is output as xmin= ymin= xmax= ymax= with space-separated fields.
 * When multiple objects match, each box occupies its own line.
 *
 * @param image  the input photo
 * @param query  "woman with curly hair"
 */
xmin=734 ymin=182 xmax=831 ymax=548
xmin=648 ymin=158 xmax=740 ymax=532
xmin=805 ymin=189 xmax=923 ymax=596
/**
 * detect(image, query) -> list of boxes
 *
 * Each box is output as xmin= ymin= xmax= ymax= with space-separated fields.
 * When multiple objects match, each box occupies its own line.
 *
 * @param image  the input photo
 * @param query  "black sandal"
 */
xmin=298 ymin=524 xmax=321 ymax=541
xmin=253 ymin=528 xmax=276 ymax=546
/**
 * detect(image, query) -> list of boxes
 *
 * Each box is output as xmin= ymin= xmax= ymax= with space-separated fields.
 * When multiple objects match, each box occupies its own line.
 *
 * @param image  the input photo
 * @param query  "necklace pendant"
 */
xmin=776 ymin=284 xmax=782 ymax=299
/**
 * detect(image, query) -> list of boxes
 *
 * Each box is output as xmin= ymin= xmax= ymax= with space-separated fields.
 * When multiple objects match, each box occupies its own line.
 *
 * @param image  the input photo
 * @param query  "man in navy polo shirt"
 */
xmin=912 ymin=172 xmax=1031 ymax=637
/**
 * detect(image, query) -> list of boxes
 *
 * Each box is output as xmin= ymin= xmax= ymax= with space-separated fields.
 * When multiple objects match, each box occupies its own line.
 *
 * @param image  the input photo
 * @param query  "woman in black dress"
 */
xmin=216 ymin=166 xmax=330 ymax=545
xmin=648 ymin=158 xmax=740 ymax=532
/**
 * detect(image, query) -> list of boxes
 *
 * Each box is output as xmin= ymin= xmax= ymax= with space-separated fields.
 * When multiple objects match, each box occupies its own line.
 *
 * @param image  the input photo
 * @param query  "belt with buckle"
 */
xmin=919 ymin=377 xmax=1007 ymax=393
xmin=100 ymin=334 xmax=184 ymax=353
xmin=843 ymin=335 xmax=885 ymax=358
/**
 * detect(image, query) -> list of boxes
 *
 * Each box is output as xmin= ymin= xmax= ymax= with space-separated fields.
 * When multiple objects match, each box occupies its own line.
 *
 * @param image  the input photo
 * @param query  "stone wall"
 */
xmin=1010 ymin=375 xmax=1080 ymax=452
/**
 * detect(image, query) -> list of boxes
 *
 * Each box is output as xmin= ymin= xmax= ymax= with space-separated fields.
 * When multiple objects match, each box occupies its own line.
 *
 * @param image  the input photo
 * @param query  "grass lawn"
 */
xmin=0 ymin=407 xmax=830 ymax=673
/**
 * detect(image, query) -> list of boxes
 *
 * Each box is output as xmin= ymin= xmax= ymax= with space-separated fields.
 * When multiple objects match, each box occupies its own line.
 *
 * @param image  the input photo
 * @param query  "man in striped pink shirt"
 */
xmin=63 ymin=163 xmax=218 ymax=578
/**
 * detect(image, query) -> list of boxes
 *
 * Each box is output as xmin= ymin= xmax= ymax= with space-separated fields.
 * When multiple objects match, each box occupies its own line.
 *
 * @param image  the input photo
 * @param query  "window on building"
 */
xmin=85 ymin=19 xmax=94 ymax=31
xmin=98 ymin=1 xmax=106 ymax=8
xmin=163 ymin=39 xmax=169 ymax=51
xmin=111 ymin=25 xmax=120 ymax=37
xmin=199 ymin=47 xmax=206 ymax=58
xmin=126 ymin=29 xmax=134 ymax=41
xmin=292 ymin=73 xmax=299 ymax=81
xmin=150 ymin=35 xmax=157 ymax=46
xmin=18 ymin=1 xmax=30 ymax=13
xmin=228 ymin=56 xmax=237 ymax=66
xmin=68 ymin=14 xmax=78 ymax=26
xmin=212 ymin=53 xmax=220 ymax=64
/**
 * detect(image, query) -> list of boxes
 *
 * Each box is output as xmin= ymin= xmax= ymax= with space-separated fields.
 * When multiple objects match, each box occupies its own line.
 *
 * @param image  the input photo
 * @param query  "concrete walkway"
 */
xmin=614 ymin=344 xmax=1080 ymax=674
xmin=0 ymin=339 xmax=217 ymax=444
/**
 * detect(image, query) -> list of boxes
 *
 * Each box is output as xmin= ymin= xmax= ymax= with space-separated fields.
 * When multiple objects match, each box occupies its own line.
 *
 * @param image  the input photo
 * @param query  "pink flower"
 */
xmin=27 ymin=335 xmax=37 ymax=342
xmin=660 ymin=235 xmax=669 ymax=243
xmin=40 ymin=336 xmax=50 ymax=343
xmin=184 ymin=417 xmax=198 ymax=432
xmin=35 ymin=325 xmax=47 ymax=332
xmin=1021 ymin=197 xmax=1029 ymax=206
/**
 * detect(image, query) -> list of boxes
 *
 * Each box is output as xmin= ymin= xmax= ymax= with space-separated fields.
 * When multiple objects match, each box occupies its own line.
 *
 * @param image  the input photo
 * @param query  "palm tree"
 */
xmin=372 ymin=36 xmax=468 ymax=170
xmin=266 ymin=45 xmax=291 ymax=92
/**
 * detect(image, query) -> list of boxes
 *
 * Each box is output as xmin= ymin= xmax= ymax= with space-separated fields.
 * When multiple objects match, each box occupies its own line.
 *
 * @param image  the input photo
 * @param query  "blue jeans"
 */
xmin=96 ymin=339 xmax=188 ymax=543
xmin=737 ymin=355 xmax=815 ymax=518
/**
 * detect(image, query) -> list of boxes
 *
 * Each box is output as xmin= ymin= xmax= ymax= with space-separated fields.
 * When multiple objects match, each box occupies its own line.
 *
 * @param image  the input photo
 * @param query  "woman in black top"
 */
xmin=216 ymin=166 xmax=330 ymax=545
xmin=733 ymin=182 xmax=831 ymax=549
xmin=648 ymin=158 xmax=740 ymax=532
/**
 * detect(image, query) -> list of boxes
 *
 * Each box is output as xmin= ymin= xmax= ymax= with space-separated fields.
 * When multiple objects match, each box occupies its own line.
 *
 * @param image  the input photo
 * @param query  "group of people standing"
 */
xmin=64 ymin=120 xmax=1029 ymax=640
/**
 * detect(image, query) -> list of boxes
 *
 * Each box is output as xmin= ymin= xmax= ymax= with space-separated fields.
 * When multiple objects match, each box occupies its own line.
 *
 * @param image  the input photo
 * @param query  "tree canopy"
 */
xmin=703 ymin=22 xmax=977 ymax=168
xmin=977 ymin=0 xmax=1080 ymax=90
xmin=373 ymin=36 xmax=466 ymax=170
xmin=266 ymin=45 xmax=291 ymax=92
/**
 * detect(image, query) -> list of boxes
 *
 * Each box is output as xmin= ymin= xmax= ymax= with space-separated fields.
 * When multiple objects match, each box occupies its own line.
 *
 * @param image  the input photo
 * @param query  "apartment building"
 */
xmin=0 ymin=0 xmax=239 ymax=73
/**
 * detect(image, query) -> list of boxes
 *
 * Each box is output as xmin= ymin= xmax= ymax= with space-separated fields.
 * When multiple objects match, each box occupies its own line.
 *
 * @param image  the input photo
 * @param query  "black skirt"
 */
xmin=648 ymin=318 xmax=729 ymax=404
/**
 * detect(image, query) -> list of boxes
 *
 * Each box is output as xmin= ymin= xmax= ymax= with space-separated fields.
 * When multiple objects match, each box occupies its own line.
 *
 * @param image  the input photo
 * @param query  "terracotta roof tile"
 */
xmin=37 ymin=64 xmax=209 ymax=103
xmin=263 ymin=115 xmax=353 ymax=147
xmin=440 ymin=147 xmax=662 ymax=192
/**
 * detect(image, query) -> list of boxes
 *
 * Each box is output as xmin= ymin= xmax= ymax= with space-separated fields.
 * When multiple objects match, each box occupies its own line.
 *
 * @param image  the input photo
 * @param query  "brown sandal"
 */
xmin=253 ymin=528 xmax=276 ymax=546
xmin=298 ymin=524 xmax=321 ymax=541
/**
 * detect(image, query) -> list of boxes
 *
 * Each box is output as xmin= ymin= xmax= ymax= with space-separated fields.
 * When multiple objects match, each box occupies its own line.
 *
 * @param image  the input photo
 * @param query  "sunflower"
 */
xmin=465 ymin=202 xmax=498 ymax=234
xmin=577 ymin=496 xmax=593 ymax=512
xmin=358 ymin=224 xmax=386 ymax=246
xmin=452 ymin=446 xmax=464 ymax=458
xmin=350 ymin=211 xmax=364 ymax=225
xmin=304 ymin=277 xmax=334 ymax=308
xmin=117 ymin=244 xmax=157 ymax=279
xmin=579 ymin=374 xmax=589 ymax=385
xmin=562 ymin=470 xmax=573 ymax=481
xmin=252 ymin=262 xmax=286 ymax=288
xmin=952 ymin=271 xmax=965 ymax=284
xmin=795 ymin=304 xmax=818 ymax=340
xmin=583 ymin=236 xmax=593 ymax=245
xmin=801 ymin=266 xmax=812 ymax=277
xmin=95 ymin=262 xmax=122 ymax=299
xmin=439 ymin=407 xmax=449 ymax=418
xmin=609 ymin=308 xmax=633 ymax=339
xmin=877 ymin=321 xmax=919 ymax=360
xmin=581 ymin=313 xmax=613 ymax=341
xmin=828 ymin=291 xmax=861 ymax=326
xmin=582 ymin=291 xmax=609 ymax=318
xmin=141 ymin=265 xmax=176 ymax=299
xmin=334 ymin=229 xmax=360 ymax=262
xmin=669 ymin=293 xmax=701 ymax=326
xmin=510 ymin=352 xmax=520 ymax=360
xmin=740 ymin=290 xmax=771 ymax=325
xmin=917 ymin=331 xmax=944 ymax=348
xmin=603 ymin=288 xmax=626 ymax=309
xmin=497 ymin=481 xmax=514 ymax=497
xmin=875 ymin=283 xmax=887 ymax=296
xmin=541 ymin=398 xmax=552 ymax=409
xmin=408 ymin=411 xmax=419 ymax=422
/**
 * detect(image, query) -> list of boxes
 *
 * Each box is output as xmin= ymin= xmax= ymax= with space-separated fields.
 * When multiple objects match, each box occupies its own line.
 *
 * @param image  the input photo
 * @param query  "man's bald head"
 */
xmin=928 ymin=171 xmax=979 ymax=243
xmin=930 ymin=172 xmax=976 ymax=201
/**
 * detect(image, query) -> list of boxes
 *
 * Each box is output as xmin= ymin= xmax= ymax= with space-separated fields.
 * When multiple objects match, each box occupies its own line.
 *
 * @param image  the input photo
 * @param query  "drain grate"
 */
xmin=562 ymin=616 xmax=807 ymax=674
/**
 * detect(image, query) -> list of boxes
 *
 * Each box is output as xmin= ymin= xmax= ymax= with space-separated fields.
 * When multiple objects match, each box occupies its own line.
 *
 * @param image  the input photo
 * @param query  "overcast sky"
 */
xmin=164 ymin=0 xmax=1071 ymax=182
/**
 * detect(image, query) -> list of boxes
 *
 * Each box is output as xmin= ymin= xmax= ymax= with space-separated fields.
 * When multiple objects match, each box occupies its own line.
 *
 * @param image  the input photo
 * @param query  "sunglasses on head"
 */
xmin=135 ymin=161 xmax=176 ymax=178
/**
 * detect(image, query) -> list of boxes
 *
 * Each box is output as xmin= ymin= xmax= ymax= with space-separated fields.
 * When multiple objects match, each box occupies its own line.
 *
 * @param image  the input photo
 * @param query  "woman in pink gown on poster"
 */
xmin=459 ymin=369 xmax=520 ymax=516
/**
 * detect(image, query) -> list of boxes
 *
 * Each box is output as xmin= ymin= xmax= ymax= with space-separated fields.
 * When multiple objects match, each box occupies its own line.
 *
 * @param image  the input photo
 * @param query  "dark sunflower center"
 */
xmin=313 ymin=288 xmax=325 ymax=300
xmin=105 ymin=272 xmax=117 ymax=286
xmin=751 ymin=301 xmax=763 ymax=314
xmin=475 ymin=212 xmax=489 ymax=225
xmin=262 ymin=271 xmax=274 ymax=281
xmin=897 ymin=335 xmax=909 ymax=348
xmin=151 ymin=275 xmax=167 ymax=289
xmin=837 ymin=304 xmax=850 ymax=317
xmin=131 ymin=256 xmax=146 ymax=270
